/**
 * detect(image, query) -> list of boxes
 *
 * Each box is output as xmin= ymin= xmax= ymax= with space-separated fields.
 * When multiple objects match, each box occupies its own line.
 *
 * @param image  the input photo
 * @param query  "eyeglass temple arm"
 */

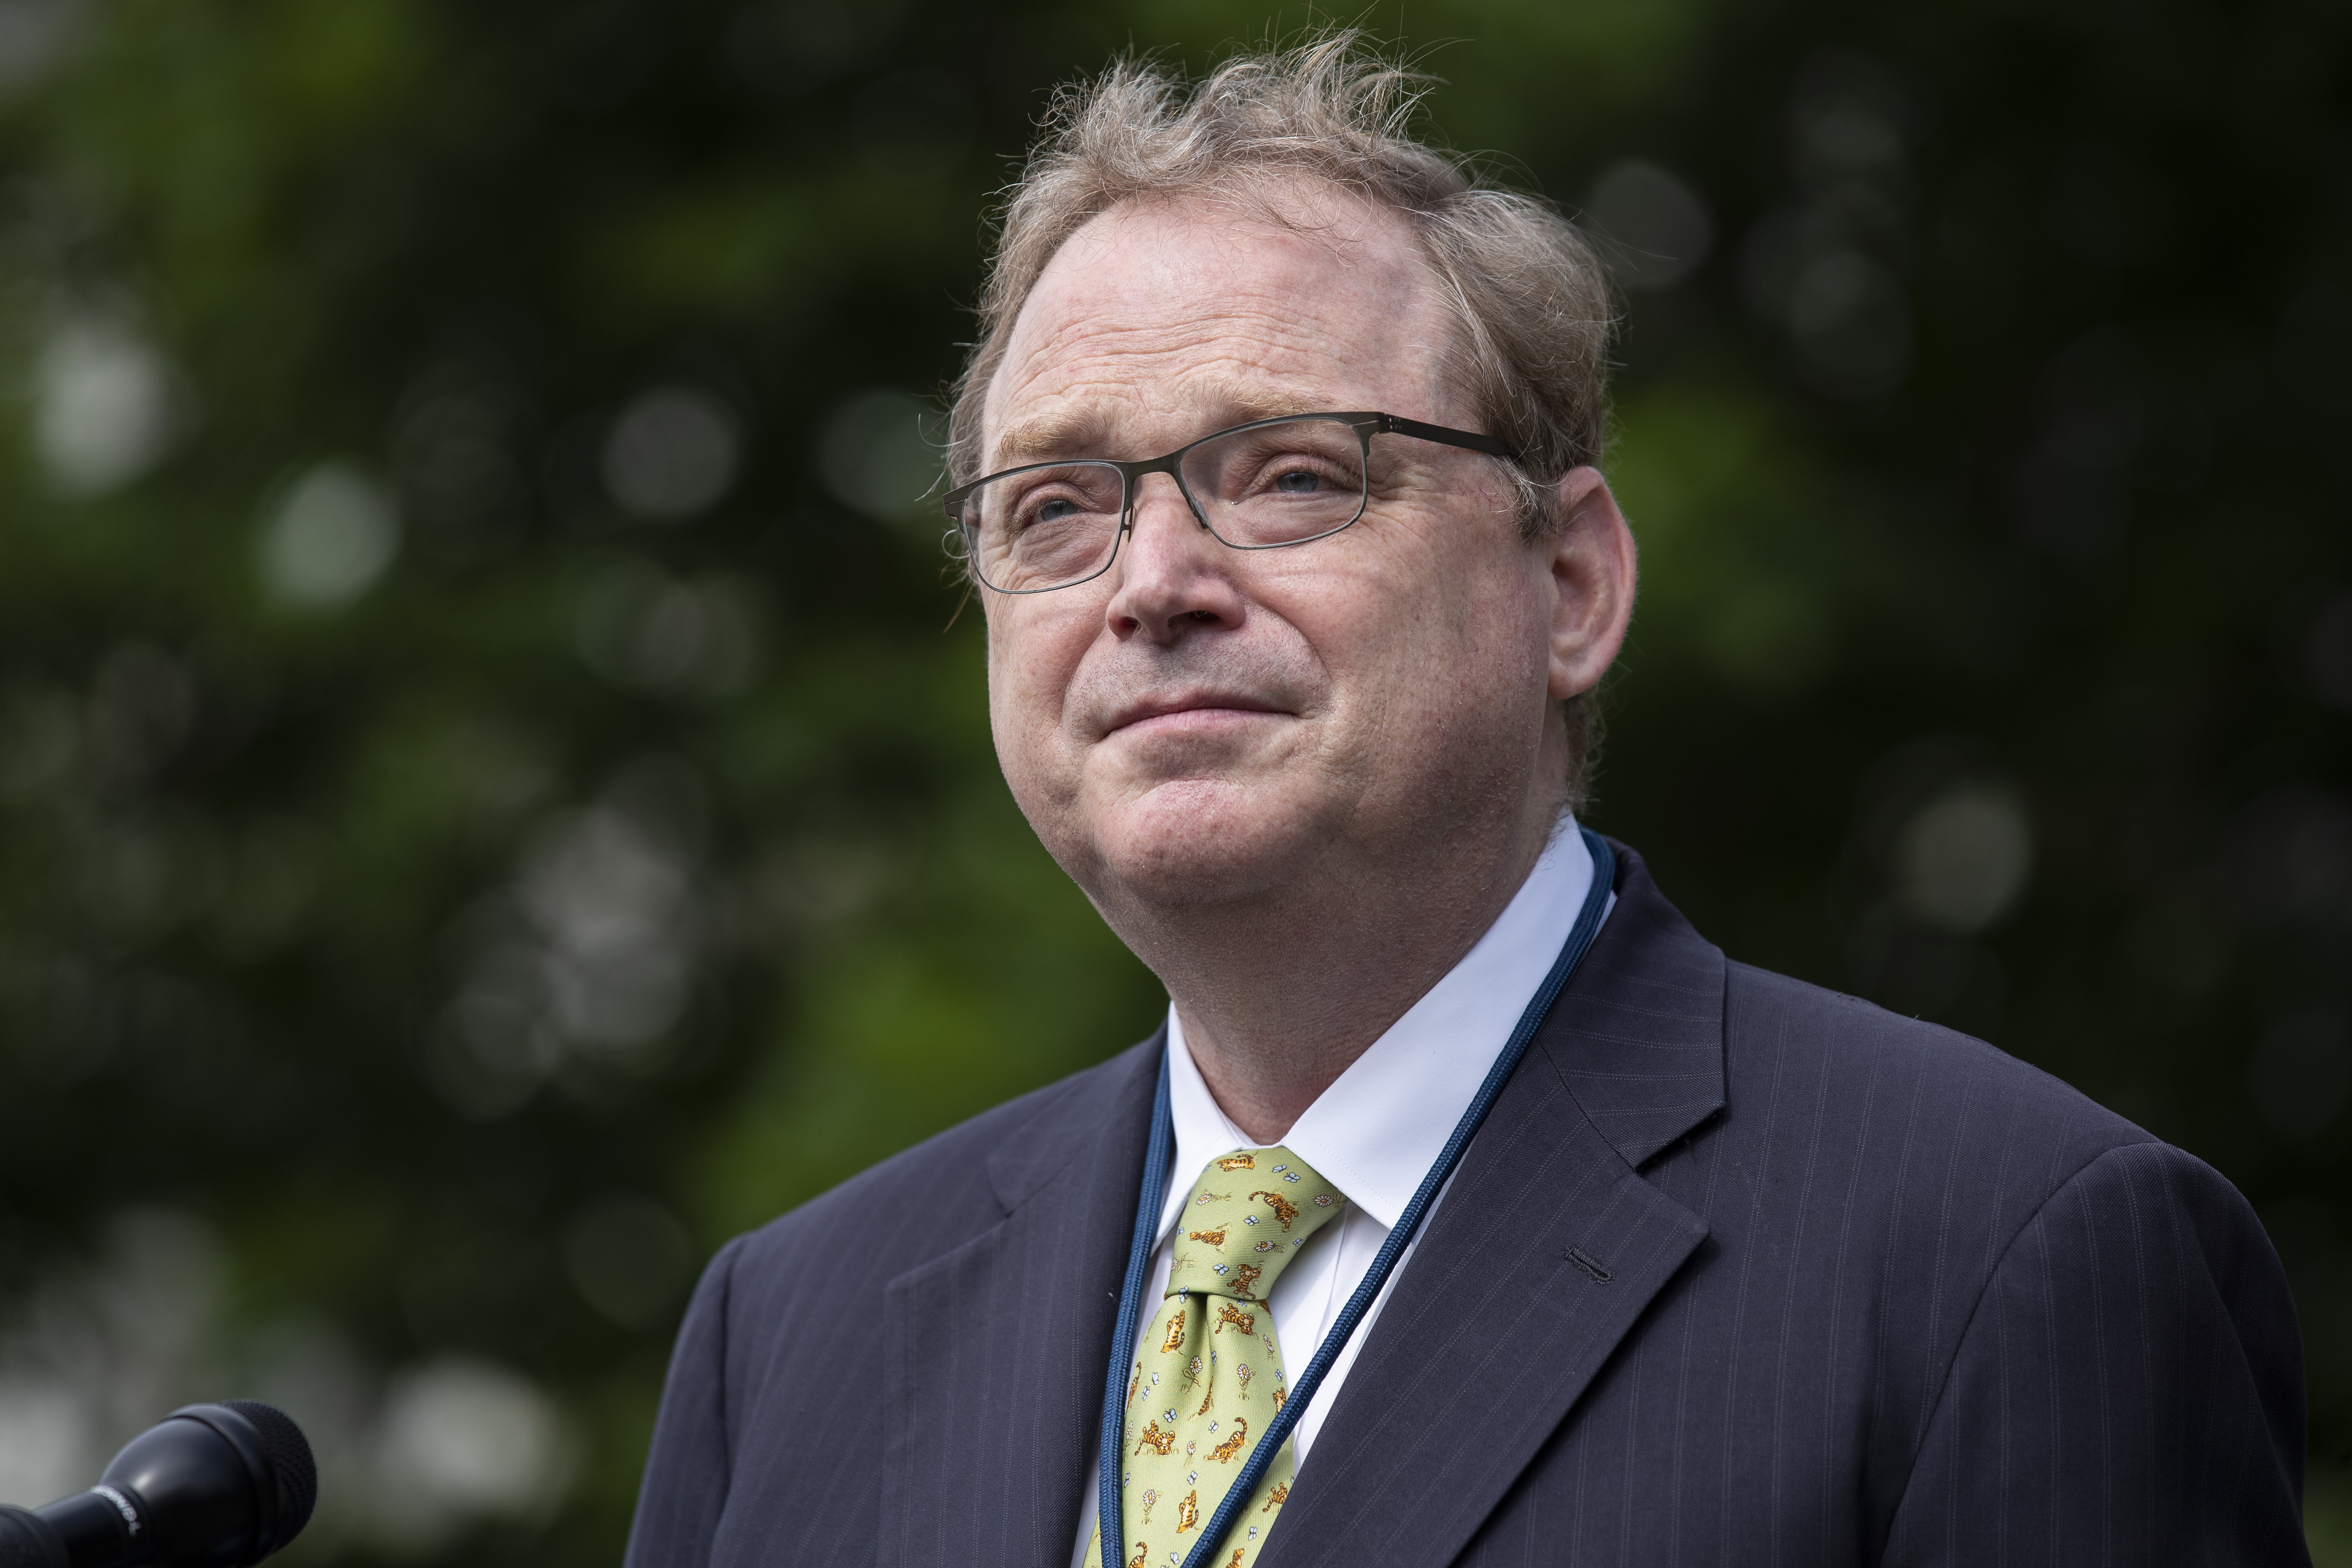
xmin=1374 ymin=412 xmax=1519 ymax=462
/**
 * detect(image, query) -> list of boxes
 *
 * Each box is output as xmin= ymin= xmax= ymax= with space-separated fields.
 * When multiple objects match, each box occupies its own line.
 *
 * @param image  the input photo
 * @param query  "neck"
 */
xmin=1128 ymin=802 xmax=1562 ymax=1145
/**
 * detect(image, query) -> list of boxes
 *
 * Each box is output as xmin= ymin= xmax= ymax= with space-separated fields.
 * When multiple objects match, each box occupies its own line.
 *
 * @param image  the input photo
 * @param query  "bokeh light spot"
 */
xmin=1586 ymin=159 xmax=1715 ymax=291
xmin=34 ymin=313 xmax=182 ymax=497
xmin=1896 ymin=785 xmax=2034 ymax=935
xmin=601 ymin=386 xmax=743 ymax=520
xmin=817 ymin=388 xmax=940 ymax=533
xmin=258 ymin=462 xmax=401 ymax=609
xmin=376 ymin=1357 xmax=575 ymax=1536
xmin=562 ymin=1193 xmax=695 ymax=1328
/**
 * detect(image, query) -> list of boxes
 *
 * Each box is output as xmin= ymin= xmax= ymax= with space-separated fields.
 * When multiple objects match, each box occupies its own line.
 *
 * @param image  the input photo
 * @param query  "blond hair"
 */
xmin=950 ymin=33 xmax=1614 ymax=803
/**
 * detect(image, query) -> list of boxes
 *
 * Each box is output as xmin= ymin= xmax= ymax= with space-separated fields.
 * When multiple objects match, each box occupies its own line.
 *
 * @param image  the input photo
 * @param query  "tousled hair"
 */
xmin=950 ymin=32 xmax=1614 ymax=808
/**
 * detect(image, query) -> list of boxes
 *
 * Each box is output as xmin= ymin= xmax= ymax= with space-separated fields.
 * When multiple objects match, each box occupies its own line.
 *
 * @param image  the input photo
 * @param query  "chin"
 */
xmin=1084 ymin=777 xmax=1326 ymax=909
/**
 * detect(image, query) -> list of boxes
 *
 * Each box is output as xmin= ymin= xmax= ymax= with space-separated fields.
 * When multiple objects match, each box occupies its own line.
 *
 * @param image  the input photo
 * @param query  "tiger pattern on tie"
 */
xmin=1084 ymin=1147 xmax=1348 ymax=1568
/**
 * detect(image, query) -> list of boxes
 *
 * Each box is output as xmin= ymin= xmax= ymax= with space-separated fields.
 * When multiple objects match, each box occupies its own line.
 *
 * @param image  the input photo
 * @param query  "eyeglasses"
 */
xmin=944 ymin=411 xmax=1517 ymax=595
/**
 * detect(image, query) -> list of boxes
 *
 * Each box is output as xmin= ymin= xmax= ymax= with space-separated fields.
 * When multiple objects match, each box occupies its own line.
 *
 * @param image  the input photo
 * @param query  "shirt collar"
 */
xmin=1160 ymin=821 xmax=1602 ymax=1240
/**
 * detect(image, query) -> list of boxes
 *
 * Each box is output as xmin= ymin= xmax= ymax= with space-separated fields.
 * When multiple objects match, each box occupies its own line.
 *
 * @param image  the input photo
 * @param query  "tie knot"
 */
xmin=1167 ymin=1146 xmax=1347 ymax=1303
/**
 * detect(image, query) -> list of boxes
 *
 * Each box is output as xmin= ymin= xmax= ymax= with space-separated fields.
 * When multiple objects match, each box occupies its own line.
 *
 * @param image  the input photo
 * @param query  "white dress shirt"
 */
xmin=1069 ymin=824 xmax=1609 ymax=1568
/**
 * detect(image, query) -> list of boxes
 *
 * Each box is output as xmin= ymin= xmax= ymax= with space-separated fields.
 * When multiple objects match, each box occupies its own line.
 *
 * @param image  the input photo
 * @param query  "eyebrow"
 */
xmin=990 ymin=410 xmax=1106 ymax=470
xmin=986 ymin=386 xmax=1329 ymax=472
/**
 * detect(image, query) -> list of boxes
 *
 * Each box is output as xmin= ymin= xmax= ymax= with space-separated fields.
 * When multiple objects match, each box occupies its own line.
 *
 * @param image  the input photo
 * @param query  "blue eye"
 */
xmin=1272 ymin=469 xmax=1324 ymax=494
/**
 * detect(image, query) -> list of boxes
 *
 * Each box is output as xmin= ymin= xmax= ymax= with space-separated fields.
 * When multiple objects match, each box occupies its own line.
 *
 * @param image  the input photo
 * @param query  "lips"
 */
xmin=1101 ymin=690 xmax=1287 ymax=736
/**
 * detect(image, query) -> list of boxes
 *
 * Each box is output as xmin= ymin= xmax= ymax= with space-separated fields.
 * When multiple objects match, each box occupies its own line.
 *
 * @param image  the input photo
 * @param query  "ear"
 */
xmin=1540 ymin=467 xmax=1638 ymax=701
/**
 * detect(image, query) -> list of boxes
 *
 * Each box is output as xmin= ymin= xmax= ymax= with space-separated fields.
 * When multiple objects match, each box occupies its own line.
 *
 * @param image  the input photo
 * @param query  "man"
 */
xmin=626 ymin=38 xmax=2306 ymax=1568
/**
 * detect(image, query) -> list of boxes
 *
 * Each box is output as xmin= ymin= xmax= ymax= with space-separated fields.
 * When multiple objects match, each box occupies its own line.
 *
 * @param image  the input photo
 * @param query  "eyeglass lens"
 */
xmin=958 ymin=416 xmax=1370 ymax=593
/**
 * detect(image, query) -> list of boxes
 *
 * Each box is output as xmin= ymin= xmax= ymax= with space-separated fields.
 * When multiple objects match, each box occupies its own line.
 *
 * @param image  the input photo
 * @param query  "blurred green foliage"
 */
xmin=0 ymin=0 xmax=2346 ymax=1561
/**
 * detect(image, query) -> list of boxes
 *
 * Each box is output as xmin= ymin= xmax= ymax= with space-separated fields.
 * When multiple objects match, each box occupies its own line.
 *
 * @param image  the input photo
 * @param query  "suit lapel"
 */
xmin=1260 ymin=845 xmax=1727 ymax=1568
xmin=879 ymin=1035 xmax=1161 ymax=1568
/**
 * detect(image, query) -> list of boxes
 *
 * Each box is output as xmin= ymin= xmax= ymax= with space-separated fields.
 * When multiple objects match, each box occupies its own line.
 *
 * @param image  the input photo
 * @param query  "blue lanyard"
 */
xmin=1095 ymin=830 xmax=1617 ymax=1568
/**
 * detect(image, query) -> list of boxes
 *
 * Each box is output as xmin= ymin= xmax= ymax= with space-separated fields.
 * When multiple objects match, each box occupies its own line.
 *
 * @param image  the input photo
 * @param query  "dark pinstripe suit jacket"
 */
xmin=625 ymin=843 xmax=2308 ymax=1567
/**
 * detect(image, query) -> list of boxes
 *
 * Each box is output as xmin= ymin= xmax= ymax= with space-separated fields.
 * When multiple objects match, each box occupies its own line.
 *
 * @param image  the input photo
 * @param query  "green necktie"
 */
xmin=1087 ymin=1146 xmax=1349 ymax=1568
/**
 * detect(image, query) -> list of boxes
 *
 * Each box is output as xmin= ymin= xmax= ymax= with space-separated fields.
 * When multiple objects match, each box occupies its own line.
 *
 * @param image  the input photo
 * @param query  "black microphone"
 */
xmin=0 ymin=1401 xmax=316 ymax=1568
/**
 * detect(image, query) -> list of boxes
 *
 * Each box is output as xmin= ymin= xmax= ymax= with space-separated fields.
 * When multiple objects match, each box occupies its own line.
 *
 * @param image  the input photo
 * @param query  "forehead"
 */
xmin=982 ymin=186 xmax=1458 ymax=466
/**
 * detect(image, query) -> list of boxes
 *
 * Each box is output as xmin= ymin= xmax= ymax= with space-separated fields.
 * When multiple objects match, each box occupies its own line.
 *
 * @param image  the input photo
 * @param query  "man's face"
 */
xmin=978 ymin=190 xmax=1588 ymax=916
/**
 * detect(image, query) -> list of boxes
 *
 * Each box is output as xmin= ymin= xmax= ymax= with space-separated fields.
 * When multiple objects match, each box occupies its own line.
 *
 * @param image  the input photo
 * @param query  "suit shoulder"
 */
xmin=1721 ymin=959 xmax=2153 ymax=1171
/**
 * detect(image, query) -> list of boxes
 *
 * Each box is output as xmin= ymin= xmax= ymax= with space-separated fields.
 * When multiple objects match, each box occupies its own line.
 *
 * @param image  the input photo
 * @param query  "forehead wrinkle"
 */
xmin=992 ymin=305 xmax=1360 ymax=429
xmin=987 ymin=328 xmax=1316 ymax=467
xmin=983 ymin=199 xmax=1465 ymax=468
xmin=989 ymin=381 xmax=1336 ymax=472
xmin=1006 ymin=297 xmax=1320 ymax=392
xmin=998 ymin=234 xmax=1393 ymax=392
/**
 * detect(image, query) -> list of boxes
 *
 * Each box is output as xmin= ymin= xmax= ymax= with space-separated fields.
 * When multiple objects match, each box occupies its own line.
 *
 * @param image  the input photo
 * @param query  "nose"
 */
xmin=1102 ymin=471 xmax=1246 ymax=644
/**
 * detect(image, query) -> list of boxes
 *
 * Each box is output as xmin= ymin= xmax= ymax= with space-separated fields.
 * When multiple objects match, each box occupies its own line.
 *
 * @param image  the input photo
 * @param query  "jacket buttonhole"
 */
xmin=1565 ymin=1246 xmax=1613 ymax=1283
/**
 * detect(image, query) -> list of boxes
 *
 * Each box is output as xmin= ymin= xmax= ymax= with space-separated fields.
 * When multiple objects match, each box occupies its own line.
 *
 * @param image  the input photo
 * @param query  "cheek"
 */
xmin=1325 ymin=528 xmax=1532 ymax=660
xmin=1311 ymin=548 xmax=1550 ymax=736
xmin=985 ymin=607 xmax=1088 ymax=781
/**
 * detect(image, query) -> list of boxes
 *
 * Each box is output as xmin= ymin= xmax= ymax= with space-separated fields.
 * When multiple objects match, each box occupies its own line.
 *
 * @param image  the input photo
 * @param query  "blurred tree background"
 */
xmin=0 ymin=0 xmax=2345 ymax=1559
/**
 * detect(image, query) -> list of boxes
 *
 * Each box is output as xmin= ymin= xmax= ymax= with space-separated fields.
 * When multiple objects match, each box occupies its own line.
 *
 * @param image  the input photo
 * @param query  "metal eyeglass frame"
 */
xmin=942 ymin=410 xmax=1519 ymax=594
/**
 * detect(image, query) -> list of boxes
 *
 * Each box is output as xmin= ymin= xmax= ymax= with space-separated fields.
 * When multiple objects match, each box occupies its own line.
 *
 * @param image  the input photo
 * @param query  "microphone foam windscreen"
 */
xmin=220 ymin=1401 xmax=318 ymax=1540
